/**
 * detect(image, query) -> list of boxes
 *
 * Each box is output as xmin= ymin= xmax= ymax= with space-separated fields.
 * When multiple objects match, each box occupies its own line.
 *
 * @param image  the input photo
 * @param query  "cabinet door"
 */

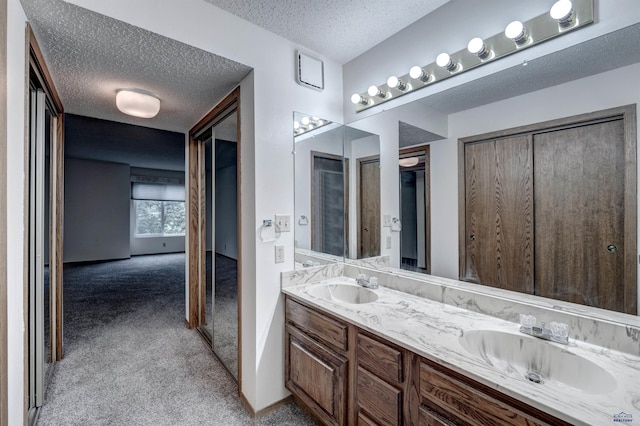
xmin=463 ymin=136 xmax=534 ymax=293
xmin=533 ymin=119 xmax=632 ymax=313
xmin=286 ymin=325 xmax=348 ymax=425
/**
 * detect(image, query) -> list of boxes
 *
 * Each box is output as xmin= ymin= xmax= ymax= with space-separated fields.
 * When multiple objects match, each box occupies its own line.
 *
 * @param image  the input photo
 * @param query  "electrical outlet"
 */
xmin=275 ymin=245 xmax=285 ymax=263
xmin=386 ymin=236 xmax=392 ymax=249
xmin=275 ymin=214 xmax=291 ymax=232
xmin=383 ymin=215 xmax=392 ymax=227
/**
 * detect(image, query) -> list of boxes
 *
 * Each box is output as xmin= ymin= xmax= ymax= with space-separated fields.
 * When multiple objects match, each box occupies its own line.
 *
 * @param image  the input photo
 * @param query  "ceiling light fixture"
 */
xmin=436 ymin=53 xmax=458 ymax=72
xmin=399 ymin=157 xmax=420 ymax=167
xmin=550 ymin=0 xmax=575 ymax=27
xmin=387 ymin=75 xmax=409 ymax=91
xmin=116 ymin=89 xmax=160 ymax=118
xmin=505 ymin=21 xmax=529 ymax=45
xmin=467 ymin=37 xmax=493 ymax=60
xmin=409 ymin=66 xmax=431 ymax=83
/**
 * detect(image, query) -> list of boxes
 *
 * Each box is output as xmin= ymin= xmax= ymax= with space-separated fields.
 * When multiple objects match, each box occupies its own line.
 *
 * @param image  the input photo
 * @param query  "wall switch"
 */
xmin=275 ymin=245 xmax=285 ymax=263
xmin=275 ymin=214 xmax=291 ymax=232
xmin=386 ymin=236 xmax=392 ymax=249
xmin=383 ymin=215 xmax=392 ymax=227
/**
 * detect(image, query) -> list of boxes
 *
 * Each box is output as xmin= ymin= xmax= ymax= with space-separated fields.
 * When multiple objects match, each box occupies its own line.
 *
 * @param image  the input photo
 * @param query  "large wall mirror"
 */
xmin=294 ymin=53 xmax=640 ymax=325
xmin=293 ymin=112 xmax=381 ymax=268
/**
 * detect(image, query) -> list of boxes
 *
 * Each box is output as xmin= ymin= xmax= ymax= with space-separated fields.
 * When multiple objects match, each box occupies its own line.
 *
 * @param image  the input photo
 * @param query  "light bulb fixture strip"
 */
xmin=351 ymin=0 xmax=593 ymax=112
xmin=293 ymin=114 xmax=332 ymax=137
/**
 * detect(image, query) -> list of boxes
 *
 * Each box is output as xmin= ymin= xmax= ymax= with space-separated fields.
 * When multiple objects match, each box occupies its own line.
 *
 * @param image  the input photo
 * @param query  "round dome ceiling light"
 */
xmin=116 ymin=89 xmax=160 ymax=118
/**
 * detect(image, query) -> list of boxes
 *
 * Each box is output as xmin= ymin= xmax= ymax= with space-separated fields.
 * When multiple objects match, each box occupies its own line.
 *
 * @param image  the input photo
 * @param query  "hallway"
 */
xmin=37 ymin=254 xmax=311 ymax=425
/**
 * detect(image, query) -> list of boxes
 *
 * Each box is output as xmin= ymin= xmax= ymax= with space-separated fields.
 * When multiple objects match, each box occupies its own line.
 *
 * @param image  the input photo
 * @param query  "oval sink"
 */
xmin=309 ymin=284 xmax=378 ymax=304
xmin=459 ymin=330 xmax=616 ymax=394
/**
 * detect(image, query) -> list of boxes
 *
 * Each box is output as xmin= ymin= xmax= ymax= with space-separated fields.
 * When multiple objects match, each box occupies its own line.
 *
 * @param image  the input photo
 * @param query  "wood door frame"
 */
xmin=309 ymin=151 xmax=347 ymax=254
xmin=399 ymin=145 xmax=431 ymax=273
xmin=187 ymin=87 xmax=242 ymax=388
xmin=356 ymin=154 xmax=380 ymax=259
xmin=23 ymin=25 xmax=65 ymax=420
xmin=458 ymin=105 xmax=637 ymax=314
xmin=0 ymin=0 xmax=7 ymax=422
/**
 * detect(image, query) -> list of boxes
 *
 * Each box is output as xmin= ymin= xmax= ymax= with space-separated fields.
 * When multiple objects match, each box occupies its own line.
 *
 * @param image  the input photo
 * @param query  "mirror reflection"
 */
xmin=293 ymin=112 xmax=381 ymax=268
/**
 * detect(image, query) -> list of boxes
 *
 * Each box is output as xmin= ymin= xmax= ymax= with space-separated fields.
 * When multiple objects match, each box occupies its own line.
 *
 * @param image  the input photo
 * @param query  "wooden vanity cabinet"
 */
xmin=285 ymin=296 xmax=568 ymax=426
xmin=285 ymin=297 xmax=350 ymax=425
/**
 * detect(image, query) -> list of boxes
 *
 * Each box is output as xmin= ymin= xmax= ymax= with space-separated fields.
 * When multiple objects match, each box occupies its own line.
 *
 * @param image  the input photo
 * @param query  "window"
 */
xmin=132 ymin=182 xmax=185 ymax=237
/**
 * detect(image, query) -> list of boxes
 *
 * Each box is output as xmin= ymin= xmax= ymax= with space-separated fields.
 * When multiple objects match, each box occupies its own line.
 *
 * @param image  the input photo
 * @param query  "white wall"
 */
xmin=6 ymin=0 xmax=26 ymax=422
xmin=64 ymin=158 xmax=131 ymax=263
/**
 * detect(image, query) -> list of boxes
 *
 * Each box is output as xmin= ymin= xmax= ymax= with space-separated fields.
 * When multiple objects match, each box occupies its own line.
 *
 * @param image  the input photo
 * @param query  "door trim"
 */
xmin=458 ymin=105 xmax=637 ymax=314
xmin=24 ymin=25 xmax=65 ymax=421
xmin=187 ymin=87 xmax=242 ymax=390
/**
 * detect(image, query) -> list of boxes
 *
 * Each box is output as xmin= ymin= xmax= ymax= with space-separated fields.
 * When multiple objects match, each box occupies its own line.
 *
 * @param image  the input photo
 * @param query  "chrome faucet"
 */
xmin=519 ymin=314 xmax=569 ymax=345
xmin=356 ymin=274 xmax=378 ymax=289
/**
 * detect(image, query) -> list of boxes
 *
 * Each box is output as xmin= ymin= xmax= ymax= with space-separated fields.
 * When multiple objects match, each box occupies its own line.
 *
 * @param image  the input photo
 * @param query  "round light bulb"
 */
xmin=351 ymin=93 xmax=363 ymax=104
xmin=409 ymin=66 xmax=423 ymax=79
xmin=467 ymin=37 xmax=485 ymax=55
xmin=505 ymin=20 xmax=526 ymax=41
xmin=550 ymin=0 xmax=574 ymax=25
xmin=367 ymin=85 xmax=380 ymax=97
xmin=436 ymin=53 xmax=451 ymax=68
xmin=387 ymin=76 xmax=399 ymax=88
xmin=293 ymin=121 xmax=300 ymax=130
xmin=301 ymin=116 xmax=310 ymax=126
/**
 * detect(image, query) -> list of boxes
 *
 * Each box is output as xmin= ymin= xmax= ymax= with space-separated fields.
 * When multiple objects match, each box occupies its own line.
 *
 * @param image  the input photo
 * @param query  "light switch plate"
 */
xmin=383 ymin=215 xmax=392 ymax=227
xmin=275 ymin=245 xmax=285 ymax=263
xmin=385 ymin=236 xmax=392 ymax=249
xmin=275 ymin=214 xmax=291 ymax=232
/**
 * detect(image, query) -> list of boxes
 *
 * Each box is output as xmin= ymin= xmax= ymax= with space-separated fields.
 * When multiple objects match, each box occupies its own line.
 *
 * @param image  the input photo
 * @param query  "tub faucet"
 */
xmin=519 ymin=314 xmax=569 ymax=345
xmin=356 ymin=274 xmax=378 ymax=289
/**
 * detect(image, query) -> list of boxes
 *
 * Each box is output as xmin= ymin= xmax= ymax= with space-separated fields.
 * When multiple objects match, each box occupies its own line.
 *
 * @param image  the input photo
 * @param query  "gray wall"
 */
xmin=64 ymin=158 xmax=131 ymax=262
xmin=215 ymin=163 xmax=238 ymax=259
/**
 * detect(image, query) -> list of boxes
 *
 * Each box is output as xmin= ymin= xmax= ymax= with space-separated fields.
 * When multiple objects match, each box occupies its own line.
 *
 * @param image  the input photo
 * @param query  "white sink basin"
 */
xmin=459 ymin=330 xmax=616 ymax=394
xmin=309 ymin=284 xmax=378 ymax=304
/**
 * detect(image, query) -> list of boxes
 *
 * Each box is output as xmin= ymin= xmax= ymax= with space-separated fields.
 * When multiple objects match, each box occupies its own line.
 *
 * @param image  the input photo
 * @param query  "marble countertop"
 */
xmin=282 ymin=277 xmax=640 ymax=426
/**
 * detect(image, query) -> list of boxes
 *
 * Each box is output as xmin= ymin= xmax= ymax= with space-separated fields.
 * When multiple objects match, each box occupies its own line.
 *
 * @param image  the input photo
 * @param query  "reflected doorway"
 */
xmin=399 ymin=146 xmax=430 ymax=273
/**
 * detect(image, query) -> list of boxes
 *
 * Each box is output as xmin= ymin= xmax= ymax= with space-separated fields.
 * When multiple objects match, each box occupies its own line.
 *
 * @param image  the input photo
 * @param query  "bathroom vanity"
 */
xmin=282 ymin=265 xmax=640 ymax=426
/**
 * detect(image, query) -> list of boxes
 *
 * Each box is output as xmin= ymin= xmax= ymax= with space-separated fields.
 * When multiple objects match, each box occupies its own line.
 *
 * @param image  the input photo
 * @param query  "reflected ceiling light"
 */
xmin=550 ymin=0 xmax=575 ymax=27
xmin=399 ymin=157 xmax=420 ymax=167
xmin=293 ymin=121 xmax=300 ymax=130
xmin=351 ymin=93 xmax=369 ymax=106
xmin=387 ymin=75 xmax=409 ymax=91
xmin=116 ymin=89 xmax=160 ymax=118
xmin=436 ymin=53 xmax=458 ymax=72
xmin=467 ymin=37 xmax=492 ymax=60
xmin=368 ymin=85 xmax=387 ymax=99
xmin=301 ymin=116 xmax=310 ymax=126
xmin=505 ymin=21 xmax=529 ymax=45
xmin=409 ymin=66 xmax=431 ymax=83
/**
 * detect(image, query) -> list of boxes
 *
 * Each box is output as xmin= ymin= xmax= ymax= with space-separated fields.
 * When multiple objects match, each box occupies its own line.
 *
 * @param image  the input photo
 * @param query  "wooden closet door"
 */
xmin=463 ymin=136 xmax=534 ymax=292
xmin=534 ymin=119 xmax=628 ymax=313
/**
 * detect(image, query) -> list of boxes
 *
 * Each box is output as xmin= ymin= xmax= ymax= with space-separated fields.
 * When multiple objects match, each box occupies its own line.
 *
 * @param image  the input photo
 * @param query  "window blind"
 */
xmin=131 ymin=182 xmax=185 ymax=201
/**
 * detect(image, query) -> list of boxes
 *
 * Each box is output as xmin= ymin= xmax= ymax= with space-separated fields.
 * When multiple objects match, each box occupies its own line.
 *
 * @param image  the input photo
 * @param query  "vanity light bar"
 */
xmin=293 ymin=115 xmax=332 ymax=136
xmin=351 ymin=0 xmax=593 ymax=112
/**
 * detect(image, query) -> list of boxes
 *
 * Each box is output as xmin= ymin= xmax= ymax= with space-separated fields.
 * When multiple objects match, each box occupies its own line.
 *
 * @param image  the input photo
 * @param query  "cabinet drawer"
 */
xmin=357 ymin=412 xmax=378 ymax=426
xmin=357 ymin=366 xmax=402 ymax=426
xmin=419 ymin=360 xmax=551 ymax=426
xmin=357 ymin=332 xmax=403 ymax=385
xmin=419 ymin=406 xmax=456 ymax=426
xmin=286 ymin=297 xmax=348 ymax=352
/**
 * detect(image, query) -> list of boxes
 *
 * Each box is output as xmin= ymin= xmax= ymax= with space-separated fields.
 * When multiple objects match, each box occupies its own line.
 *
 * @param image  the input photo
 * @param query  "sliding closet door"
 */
xmin=534 ymin=119 xmax=627 ymax=312
xmin=463 ymin=135 xmax=534 ymax=293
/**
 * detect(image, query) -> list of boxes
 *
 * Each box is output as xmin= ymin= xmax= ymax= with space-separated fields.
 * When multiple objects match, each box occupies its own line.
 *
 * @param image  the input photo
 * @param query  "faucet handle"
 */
xmin=550 ymin=321 xmax=569 ymax=338
xmin=519 ymin=314 xmax=536 ymax=328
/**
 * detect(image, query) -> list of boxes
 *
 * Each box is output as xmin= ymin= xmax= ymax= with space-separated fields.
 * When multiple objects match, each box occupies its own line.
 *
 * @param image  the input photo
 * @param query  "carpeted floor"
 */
xmin=37 ymin=253 xmax=312 ymax=426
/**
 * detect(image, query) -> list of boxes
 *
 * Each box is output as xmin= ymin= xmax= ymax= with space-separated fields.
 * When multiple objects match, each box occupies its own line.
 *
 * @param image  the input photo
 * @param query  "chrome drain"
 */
xmin=525 ymin=371 xmax=543 ymax=384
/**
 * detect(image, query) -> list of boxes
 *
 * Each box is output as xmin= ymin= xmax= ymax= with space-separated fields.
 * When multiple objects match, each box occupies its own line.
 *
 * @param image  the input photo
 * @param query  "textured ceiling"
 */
xmin=202 ymin=0 xmax=449 ymax=64
xmin=21 ymin=0 xmax=252 ymax=133
xmin=399 ymin=121 xmax=444 ymax=148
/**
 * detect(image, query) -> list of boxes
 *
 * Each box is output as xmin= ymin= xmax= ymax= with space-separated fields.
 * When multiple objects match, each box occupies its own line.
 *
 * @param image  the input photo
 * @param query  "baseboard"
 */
xmin=239 ymin=393 xmax=294 ymax=419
